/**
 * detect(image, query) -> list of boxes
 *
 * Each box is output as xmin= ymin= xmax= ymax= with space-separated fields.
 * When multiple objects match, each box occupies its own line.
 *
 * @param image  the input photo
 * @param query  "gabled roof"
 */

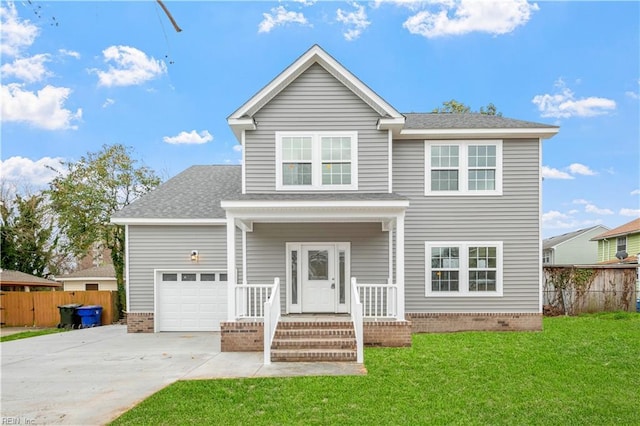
xmin=111 ymin=165 xmax=241 ymax=223
xmin=591 ymin=218 xmax=640 ymax=241
xmin=55 ymin=264 xmax=116 ymax=281
xmin=0 ymin=269 xmax=61 ymax=287
xmin=543 ymin=225 xmax=609 ymax=250
xmin=228 ymin=44 xmax=404 ymax=141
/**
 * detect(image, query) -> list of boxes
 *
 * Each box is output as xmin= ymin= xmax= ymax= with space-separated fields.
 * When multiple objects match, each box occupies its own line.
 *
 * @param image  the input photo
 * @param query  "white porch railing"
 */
xmin=263 ymin=278 xmax=281 ymax=365
xmin=235 ymin=283 xmax=273 ymax=319
xmin=355 ymin=281 xmax=398 ymax=318
xmin=350 ymin=277 xmax=364 ymax=364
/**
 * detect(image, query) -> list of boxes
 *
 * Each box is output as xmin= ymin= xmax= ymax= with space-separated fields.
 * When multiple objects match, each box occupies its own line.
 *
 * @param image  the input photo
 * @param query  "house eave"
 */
xmin=228 ymin=117 xmax=257 ymax=142
xmin=110 ymin=218 xmax=226 ymax=225
xmin=396 ymin=127 xmax=560 ymax=140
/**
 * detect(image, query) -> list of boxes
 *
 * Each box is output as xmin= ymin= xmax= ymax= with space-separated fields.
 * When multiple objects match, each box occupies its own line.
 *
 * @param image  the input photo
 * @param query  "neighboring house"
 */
xmin=111 ymin=45 xmax=559 ymax=355
xmin=54 ymin=265 xmax=120 ymax=291
xmin=591 ymin=218 xmax=640 ymax=263
xmin=0 ymin=269 xmax=61 ymax=292
xmin=543 ymin=225 xmax=610 ymax=265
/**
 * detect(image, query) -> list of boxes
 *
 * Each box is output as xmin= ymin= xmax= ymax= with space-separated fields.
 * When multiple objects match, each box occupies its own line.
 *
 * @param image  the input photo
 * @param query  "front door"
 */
xmin=301 ymin=244 xmax=335 ymax=312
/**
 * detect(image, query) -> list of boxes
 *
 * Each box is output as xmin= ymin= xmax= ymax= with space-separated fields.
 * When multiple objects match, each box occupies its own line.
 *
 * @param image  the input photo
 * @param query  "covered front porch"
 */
xmin=220 ymin=196 xmax=411 ymax=363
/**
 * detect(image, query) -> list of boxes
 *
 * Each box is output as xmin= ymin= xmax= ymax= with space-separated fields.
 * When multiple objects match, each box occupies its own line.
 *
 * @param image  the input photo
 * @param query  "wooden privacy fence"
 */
xmin=0 ymin=291 xmax=118 ymax=327
xmin=543 ymin=265 xmax=638 ymax=315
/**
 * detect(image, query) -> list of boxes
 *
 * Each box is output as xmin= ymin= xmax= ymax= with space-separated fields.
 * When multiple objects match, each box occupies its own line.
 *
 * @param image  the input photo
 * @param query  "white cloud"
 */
xmin=258 ymin=6 xmax=309 ymax=34
xmin=336 ymin=2 xmax=371 ymax=41
xmin=92 ymin=45 xmax=167 ymax=87
xmin=567 ymin=163 xmax=596 ymax=176
xmin=620 ymin=208 xmax=640 ymax=217
xmin=0 ymin=156 xmax=64 ymax=188
xmin=542 ymin=166 xmax=573 ymax=180
xmin=626 ymin=91 xmax=639 ymax=100
xmin=532 ymin=79 xmax=616 ymax=119
xmin=0 ymin=53 xmax=51 ymax=83
xmin=573 ymin=199 xmax=613 ymax=215
xmin=233 ymin=144 xmax=243 ymax=152
xmin=163 ymin=130 xmax=213 ymax=145
xmin=542 ymin=210 xmax=602 ymax=231
xmin=0 ymin=2 xmax=39 ymax=57
xmin=102 ymin=98 xmax=115 ymax=108
xmin=0 ymin=83 xmax=82 ymax=130
xmin=402 ymin=0 xmax=538 ymax=38
xmin=59 ymin=49 xmax=81 ymax=59
xmin=631 ymin=189 xmax=640 ymax=196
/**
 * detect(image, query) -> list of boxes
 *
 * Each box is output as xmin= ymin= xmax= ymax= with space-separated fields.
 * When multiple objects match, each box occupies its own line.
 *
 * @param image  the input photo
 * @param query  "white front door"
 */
xmin=301 ymin=244 xmax=335 ymax=312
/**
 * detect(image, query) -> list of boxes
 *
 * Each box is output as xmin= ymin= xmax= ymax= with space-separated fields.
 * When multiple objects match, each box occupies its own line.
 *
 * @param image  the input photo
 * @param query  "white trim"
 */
xmin=111 ymin=218 xmax=227 ymax=225
xmin=395 ymin=214 xmax=405 ymax=319
xmin=221 ymin=200 xmax=409 ymax=209
xmin=226 ymin=214 xmax=237 ymax=321
xmin=275 ymin=131 xmax=359 ymax=191
xmin=387 ymin=129 xmax=393 ymax=193
xmin=241 ymin=130 xmax=246 ymax=194
xmin=242 ymin=228 xmax=247 ymax=285
xmin=538 ymin=138 xmax=543 ymax=313
xmin=425 ymin=241 xmax=504 ymax=298
xmin=125 ymin=224 xmax=130 ymax=313
xmin=388 ymin=226 xmax=393 ymax=284
xmin=425 ymin=140 xmax=503 ymax=196
xmin=399 ymin=127 xmax=559 ymax=140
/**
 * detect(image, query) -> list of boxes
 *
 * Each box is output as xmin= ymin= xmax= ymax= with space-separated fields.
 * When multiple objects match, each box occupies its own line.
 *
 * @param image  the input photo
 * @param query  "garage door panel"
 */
xmin=158 ymin=271 xmax=228 ymax=332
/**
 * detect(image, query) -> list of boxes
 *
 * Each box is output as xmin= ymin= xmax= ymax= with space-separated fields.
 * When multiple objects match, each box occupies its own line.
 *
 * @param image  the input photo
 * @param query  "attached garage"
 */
xmin=156 ymin=270 xmax=228 ymax=332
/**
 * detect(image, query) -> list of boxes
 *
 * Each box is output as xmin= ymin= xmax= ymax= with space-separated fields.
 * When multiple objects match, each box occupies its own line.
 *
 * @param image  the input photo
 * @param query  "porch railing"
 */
xmin=350 ymin=277 xmax=364 ymax=364
xmin=235 ymin=283 xmax=273 ymax=319
xmin=263 ymin=277 xmax=281 ymax=365
xmin=355 ymin=281 xmax=397 ymax=318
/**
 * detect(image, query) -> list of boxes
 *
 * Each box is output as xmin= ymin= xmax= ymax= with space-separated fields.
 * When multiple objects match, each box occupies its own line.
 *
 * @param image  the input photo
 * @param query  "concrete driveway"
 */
xmin=1 ymin=325 xmax=365 ymax=425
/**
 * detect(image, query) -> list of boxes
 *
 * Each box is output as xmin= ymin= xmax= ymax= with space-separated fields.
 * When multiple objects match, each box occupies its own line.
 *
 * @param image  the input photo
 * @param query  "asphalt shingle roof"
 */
xmin=591 ymin=218 xmax=640 ymax=240
xmin=403 ymin=113 xmax=558 ymax=130
xmin=0 ymin=269 xmax=61 ymax=286
xmin=543 ymin=225 xmax=609 ymax=250
xmin=112 ymin=165 xmax=241 ymax=219
xmin=56 ymin=265 xmax=116 ymax=279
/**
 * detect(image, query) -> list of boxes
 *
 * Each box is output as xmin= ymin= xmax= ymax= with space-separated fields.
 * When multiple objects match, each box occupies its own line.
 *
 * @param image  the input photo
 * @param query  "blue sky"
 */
xmin=1 ymin=0 xmax=638 ymax=237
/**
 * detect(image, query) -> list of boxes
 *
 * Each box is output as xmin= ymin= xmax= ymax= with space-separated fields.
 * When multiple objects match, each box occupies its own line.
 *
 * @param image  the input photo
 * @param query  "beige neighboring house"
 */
xmin=0 ymin=269 xmax=62 ymax=292
xmin=55 ymin=265 xmax=121 ymax=291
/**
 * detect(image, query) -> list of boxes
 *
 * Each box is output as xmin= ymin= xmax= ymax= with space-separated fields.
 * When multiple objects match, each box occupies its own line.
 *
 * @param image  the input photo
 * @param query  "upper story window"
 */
xmin=425 ymin=140 xmax=502 ymax=196
xmin=276 ymin=131 xmax=358 ymax=191
xmin=616 ymin=236 xmax=627 ymax=253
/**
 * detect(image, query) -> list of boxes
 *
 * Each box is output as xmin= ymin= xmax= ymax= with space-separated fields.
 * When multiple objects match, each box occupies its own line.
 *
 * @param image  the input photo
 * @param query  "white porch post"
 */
xmin=226 ymin=214 xmax=237 ymax=321
xmin=396 ymin=213 xmax=405 ymax=320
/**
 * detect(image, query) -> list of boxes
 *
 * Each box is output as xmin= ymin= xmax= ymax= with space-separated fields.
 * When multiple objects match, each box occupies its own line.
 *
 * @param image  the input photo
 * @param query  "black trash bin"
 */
xmin=57 ymin=303 xmax=82 ymax=328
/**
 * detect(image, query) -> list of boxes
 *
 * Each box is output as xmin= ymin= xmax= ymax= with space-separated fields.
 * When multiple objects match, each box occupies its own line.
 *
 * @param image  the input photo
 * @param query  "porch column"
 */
xmin=396 ymin=213 xmax=405 ymax=319
xmin=226 ymin=214 xmax=237 ymax=321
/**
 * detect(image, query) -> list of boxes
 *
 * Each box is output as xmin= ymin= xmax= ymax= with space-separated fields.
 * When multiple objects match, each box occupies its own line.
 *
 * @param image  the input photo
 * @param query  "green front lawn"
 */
xmin=112 ymin=313 xmax=640 ymax=425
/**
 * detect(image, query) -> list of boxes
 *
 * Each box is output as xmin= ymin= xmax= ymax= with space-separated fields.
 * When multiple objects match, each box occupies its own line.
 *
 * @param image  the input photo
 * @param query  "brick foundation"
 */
xmin=407 ymin=313 xmax=542 ymax=333
xmin=220 ymin=321 xmax=264 ymax=352
xmin=363 ymin=320 xmax=412 ymax=347
xmin=127 ymin=312 xmax=154 ymax=333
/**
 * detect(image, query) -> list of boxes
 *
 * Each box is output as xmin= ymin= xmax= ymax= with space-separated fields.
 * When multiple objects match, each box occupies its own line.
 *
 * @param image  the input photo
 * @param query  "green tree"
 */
xmin=48 ymin=144 xmax=161 ymax=313
xmin=432 ymin=99 xmax=502 ymax=116
xmin=0 ymin=192 xmax=60 ymax=277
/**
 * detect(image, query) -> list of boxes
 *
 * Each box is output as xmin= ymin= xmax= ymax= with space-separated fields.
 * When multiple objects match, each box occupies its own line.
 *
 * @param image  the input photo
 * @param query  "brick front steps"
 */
xmin=271 ymin=320 xmax=357 ymax=362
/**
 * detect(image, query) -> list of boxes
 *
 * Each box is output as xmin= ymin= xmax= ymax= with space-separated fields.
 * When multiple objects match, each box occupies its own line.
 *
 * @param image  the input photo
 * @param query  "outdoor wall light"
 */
xmin=190 ymin=250 xmax=199 ymax=262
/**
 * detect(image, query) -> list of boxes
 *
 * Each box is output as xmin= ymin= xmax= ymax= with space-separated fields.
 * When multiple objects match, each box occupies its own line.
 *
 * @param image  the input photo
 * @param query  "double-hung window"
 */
xmin=276 ymin=131 xmax=358 ymax=190
xmin=425 ymin=140 xmax=502 ymax=195
xmin=426 ymin=241 xmax=503 ymax=297
xmin=616 ymin=236 xmax=627 ymax=254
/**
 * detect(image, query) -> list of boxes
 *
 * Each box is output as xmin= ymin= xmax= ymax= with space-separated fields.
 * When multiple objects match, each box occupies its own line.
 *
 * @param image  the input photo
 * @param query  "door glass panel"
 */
xmin=339 ymin=250 xmax=345 ymax=304
xmin=291 ymin=250 xmax=298 ymax=304
xmin=308 ymin=250 xmax=328 ymax=280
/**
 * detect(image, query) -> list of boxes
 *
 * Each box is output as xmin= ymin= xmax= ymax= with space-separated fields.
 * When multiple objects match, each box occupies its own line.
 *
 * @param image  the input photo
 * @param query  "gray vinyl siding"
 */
xmin=245 ymin=63 xmax=389 ymax=193
xmin=246 ymin=222 xmax=389 ymax=308
xmin=127 ymin=225 xmax=232 ymax=312
xmin=393 ymin=138 xmax=541 ymax=313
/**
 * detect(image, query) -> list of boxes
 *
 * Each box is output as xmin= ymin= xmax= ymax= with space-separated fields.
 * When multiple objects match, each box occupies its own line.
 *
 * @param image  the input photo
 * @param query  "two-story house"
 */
xmin=591 ymin=218 xmax=640 ymax=263
xmin=112 ymin=45 xmax=559 ymax=362
xmin=543 ymin=225 xmax=609 ymax=265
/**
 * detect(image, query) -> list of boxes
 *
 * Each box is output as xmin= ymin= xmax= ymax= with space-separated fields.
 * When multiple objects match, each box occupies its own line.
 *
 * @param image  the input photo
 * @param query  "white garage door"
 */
xmin=157 ymin=271 xmax=228 ymax=332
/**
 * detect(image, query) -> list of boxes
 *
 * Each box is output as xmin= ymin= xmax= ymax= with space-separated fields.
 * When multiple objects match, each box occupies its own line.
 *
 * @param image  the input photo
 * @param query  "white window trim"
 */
xmin=275 ymin=131 xmax=358 ymax=191
xmin=425 ymin=241 xmax=503 ymax=297
xmin=424 ymin=140 xmax=503 ymax=196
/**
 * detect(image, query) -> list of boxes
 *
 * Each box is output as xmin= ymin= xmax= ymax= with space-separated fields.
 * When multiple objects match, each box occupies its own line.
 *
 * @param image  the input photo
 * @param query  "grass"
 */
xmin=112 ymin=313 xmax=640 ymax=425
xmin=0 ymin=327 xmax=70 ymax=342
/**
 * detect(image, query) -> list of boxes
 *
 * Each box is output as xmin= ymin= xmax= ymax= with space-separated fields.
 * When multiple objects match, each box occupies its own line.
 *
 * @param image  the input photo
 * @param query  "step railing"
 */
xmin=350 ymin=277 xmax=364 ymax=363
xmin=263 ymin=277 xmax=281 ymax=365
xmin=235 ymin=282 xmax=274 ymax=319
xmin=355 ymin=282 xmax=397 ymax=318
